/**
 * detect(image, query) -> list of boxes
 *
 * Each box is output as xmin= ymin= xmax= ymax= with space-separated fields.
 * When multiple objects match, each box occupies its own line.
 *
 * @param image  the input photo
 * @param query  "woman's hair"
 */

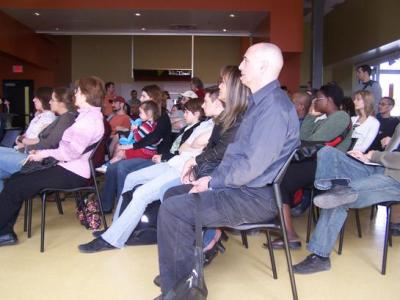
xmin=354 ymin=90 xmax=375 ymax=117
xmin=34 ymin=87 xmax=53 ymax=111
xmin=216 ymin=65 xmax=250 ymax=133
xmin=53 ymin=87 xmax=76 ymax=111
xmin=191 ymin=77 xmax=204 ymax=89
xmin=340 ymin=96 xmax=356 ymax=116
xmin=142 ymin=85 xmax=163 ymax=106
xmin=140 ymin=100 xmax=160 ymax=121
xmin=319 ymin=84 xmax=344 ymax=109
xmin=75 ymin=76 xmax=105 ymax=107
xmin=183 ymin=98 xmax=205 ymax=120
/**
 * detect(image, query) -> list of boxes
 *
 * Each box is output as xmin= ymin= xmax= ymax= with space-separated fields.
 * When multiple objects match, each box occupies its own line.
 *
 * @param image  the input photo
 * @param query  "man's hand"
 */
xmin=347 ymin=149 xmax=372 ymax=163
xmin=152 ymin=154 xmax=162 ymax=164
xmin=181 ymin=158 xmax=197 ymax=184
xmin=381 ymin=136 xmax=391 ymax=149
xmin=189 ymin=176 xmax=211 ymax=193
xmin=27 ymin=150 xmax=46 ymax=162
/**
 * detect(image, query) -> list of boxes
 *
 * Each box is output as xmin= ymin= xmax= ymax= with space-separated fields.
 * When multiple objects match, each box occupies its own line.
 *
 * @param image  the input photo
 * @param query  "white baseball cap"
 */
xmin=180 ymin=90 xmax=198 ymax=99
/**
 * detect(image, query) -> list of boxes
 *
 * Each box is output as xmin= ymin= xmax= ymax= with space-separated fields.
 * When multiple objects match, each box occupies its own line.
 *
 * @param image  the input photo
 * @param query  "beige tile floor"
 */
xmin=0 ymin=199 xmax=399 ymax=300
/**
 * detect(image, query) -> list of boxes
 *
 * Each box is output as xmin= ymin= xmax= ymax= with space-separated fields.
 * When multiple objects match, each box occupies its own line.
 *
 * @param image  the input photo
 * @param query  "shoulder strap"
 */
xmin=82 ymin=139 xmax=100 ymax=155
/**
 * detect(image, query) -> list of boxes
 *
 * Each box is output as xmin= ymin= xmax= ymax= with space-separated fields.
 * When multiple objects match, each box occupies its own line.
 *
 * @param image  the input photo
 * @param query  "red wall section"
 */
xmin=279 ymin=52 xmax=301 ymax=93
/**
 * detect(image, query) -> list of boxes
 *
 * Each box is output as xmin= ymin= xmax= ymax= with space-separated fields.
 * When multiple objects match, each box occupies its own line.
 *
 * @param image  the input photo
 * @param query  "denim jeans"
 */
xmin=0 ymin=147 xmax=27 ymax=192
xmin=102 ymin=163 xmax=181 ymax=248
xmin=314 ymin=146 xmax=384 ymax=190
xmin=308 ymin=146 xmax=400 ymax=257
xmin=100 ymin=158 xmax=153 ymax=212
xmin=158 ymin=185 xmax=278 ymax=294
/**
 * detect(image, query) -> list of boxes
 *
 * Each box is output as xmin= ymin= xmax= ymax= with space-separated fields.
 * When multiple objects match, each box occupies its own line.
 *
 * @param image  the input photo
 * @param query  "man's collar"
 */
xmin=250 ymin=80 xmax=280 ymax=105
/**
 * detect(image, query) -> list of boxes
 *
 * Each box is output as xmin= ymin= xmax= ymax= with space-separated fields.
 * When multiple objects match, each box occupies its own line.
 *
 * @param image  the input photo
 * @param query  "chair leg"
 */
xmin=55 ymin=192 xmax=64 ymax=215
xmin=370 ymin=205 xmax=376 ymax=221
xmin=241 ymin=231 xmax=249 ymax=249
xmin=338 ymin=221 xmax=346 ymax=255
xmin=355 ymin=209 xmax=362 ymax=238
xmin=94 ymin=185 xmax=108 ymax=229
xmin=382 ymin=206 xmax=392 ymax=275
xmin=23 ymin=200 xmax=28 ymax=232
xmin=273 ymin=185 xmax=298 ymax=300
xmin=40 ymin=193 xmax=47 ymax=252
xmin=266 ymin=230 xmax=277 ymax=279
xmin=306 ymin=202 xmax=314 ymax=243
xmin=28 ymin=198 xmax=33 ymax=238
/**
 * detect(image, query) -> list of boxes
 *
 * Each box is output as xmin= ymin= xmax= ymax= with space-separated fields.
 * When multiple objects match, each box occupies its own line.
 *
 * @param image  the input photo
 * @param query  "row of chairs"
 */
xmin=18 ymin=144 xmax=398 ymax=300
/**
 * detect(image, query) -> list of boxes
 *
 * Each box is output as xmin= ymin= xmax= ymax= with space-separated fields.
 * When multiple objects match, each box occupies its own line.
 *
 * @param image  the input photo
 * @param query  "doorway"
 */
xmin=2 ymin=80 xmax=34 ymax=128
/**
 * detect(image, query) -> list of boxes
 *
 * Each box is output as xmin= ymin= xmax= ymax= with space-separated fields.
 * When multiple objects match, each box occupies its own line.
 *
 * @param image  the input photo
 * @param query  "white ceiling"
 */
xmin=1 ymin=9 xmax=268 ymax=36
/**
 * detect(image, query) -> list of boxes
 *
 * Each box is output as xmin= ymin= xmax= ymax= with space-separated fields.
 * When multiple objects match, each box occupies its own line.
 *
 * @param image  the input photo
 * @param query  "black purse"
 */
xmin=19 ymin=141 xmax=99 ymax=175
xmin=20 ymin=156 xmax=59 ymax=174
xmin=293 ymin=143 xmax=324 ymax=162
xmin=164 ymin=194 xmax=208 ymax=300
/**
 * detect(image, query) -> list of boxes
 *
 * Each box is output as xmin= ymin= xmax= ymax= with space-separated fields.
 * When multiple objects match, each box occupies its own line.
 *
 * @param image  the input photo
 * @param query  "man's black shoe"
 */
xmin=293 ymin=254 xmax=331 ymax=274
xmin=78 ymin=237 xmax=115 ymax=253
xmin=92 ymin=229 xmax=107 ymax=238
xmin=0 ymin=232 xmax=18 ymax=247
xmin=153 ymin=275 xmax=161 ymax=287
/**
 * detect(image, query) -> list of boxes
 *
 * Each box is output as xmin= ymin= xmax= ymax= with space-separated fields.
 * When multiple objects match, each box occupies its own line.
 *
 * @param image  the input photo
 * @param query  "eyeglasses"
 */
xmin=378 ymin=102 xmax=390 ymax=106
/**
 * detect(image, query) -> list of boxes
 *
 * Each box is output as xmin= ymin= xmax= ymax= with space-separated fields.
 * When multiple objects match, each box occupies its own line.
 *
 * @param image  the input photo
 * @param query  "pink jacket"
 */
xmin=39 ymin=106 xmax=104 ymax=179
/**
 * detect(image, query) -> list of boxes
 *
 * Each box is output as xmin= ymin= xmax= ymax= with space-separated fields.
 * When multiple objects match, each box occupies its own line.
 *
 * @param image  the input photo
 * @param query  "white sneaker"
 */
xmin=95 ymin=164 xmax=108 ymax=173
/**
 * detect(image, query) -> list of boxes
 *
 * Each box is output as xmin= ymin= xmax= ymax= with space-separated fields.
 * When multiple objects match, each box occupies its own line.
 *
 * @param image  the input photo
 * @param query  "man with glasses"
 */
xmin=369 ymin=97 xmax=399 ymax=151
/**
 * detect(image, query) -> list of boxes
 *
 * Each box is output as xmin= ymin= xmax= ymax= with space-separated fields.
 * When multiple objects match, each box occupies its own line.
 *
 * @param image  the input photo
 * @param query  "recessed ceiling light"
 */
xmin=141 ymin=27 xmax=146 ymax=31
xmin=222 ymin=29 xmax=227 ymax=32
xmin=135 ymin=13 xmax=141 ymax=16
xmin=229 ymin=14 xmax=235 ymax=18
xmin=34 ymin=12 xmax=40 ymax=16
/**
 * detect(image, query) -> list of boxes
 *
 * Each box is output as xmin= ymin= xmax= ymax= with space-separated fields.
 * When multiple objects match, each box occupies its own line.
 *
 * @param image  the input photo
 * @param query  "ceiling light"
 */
xmin=135 ymin=13 xmax=141 ymax=16
xmin=141 ymin=27 xmax=146 ymax=31
xmin=34 ymin=12 xmax=40 ymax=16
xmin=222 ymin=29 xmax=227 ymax=32
xmin=55 ymin=28 xmax=59 ymax=31
xmin=229 ymin=14 xmax=235 ymax=18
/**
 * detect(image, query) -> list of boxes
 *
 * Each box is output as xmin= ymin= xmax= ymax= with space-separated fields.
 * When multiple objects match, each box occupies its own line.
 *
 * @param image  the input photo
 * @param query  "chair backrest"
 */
xmin=0 ymin=128 xmax=22 ymax=148
xmin=273 ymin=148 xmax=299 ymax=186
xmin=88 ymin=138 xmax=104 ymax=179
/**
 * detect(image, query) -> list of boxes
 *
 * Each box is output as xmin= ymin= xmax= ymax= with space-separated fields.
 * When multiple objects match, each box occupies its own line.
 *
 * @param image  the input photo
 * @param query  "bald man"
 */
xmin=155 ymin=43 xmax=300 ymax=298
xmin=292 ymin=92 xmax=312 ymax=125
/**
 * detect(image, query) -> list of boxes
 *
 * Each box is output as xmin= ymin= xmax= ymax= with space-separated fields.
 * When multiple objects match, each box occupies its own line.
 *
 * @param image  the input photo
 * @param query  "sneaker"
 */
xmin=95 ymin=164 xmax=108 ymax=174
xmin=313 ymin=185 xmax=358 ymax=209
xmin=293 ymin=254 xmax=331 ymax=274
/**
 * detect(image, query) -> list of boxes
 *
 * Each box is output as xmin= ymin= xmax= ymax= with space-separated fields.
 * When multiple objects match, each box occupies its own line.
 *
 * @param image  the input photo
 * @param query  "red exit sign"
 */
xmin=12 ymin=65 xmax=23 ymax=73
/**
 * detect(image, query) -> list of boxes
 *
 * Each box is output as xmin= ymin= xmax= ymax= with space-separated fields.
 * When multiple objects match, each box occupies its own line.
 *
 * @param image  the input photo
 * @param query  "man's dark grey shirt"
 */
xmin=210 ymin=80 xmax=300 ymax=189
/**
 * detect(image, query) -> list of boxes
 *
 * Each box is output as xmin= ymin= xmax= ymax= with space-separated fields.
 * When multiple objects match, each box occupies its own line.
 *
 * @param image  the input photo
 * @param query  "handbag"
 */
xmin=76 ymin=193 xmax=102 ymax=230
xmin=20 ymin=156 xmax=59 ymax=174
xmin=164 ymin=194 xmax=208 ymax=300
xmin=19 ymin=141 xmax=99 ymax=175
xmin=293 ymin=119 xmax=353 ymax=163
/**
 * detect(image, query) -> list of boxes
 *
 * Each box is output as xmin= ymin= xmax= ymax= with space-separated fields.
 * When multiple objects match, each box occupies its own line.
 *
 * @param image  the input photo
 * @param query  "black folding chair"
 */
xmin=338 ymin=201 xmax=399 ymax=274
xmin=223 ymin=149 xmax=299 ymax=300
xmin=25 ymin=140 xmax=108 ymax=252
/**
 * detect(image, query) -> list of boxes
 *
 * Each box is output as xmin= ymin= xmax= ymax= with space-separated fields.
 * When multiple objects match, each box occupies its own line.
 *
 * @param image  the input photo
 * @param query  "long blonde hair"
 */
xmin=354 ymin=90 xmax=375 ymax=117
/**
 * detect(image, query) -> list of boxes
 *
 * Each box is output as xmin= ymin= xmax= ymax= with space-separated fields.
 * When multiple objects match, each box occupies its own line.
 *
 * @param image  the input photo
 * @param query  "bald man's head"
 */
xmin=292 ymin=92 xmax=311 ymax=118
xmin=239 ymin=43 xmax=284 ymax=92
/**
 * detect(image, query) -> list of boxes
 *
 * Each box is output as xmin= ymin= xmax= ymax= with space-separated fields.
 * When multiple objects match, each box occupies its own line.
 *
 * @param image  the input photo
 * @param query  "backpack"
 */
xmin=119 ymin=188 xmax=161 ymax=246
xmin=76 ymin=193 xmax=102 ymax=230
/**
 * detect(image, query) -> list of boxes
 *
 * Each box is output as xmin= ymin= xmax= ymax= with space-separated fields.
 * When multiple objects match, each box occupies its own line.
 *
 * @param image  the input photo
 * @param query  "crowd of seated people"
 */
xmin=1 ymin=42 xmax=400 ymax=300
